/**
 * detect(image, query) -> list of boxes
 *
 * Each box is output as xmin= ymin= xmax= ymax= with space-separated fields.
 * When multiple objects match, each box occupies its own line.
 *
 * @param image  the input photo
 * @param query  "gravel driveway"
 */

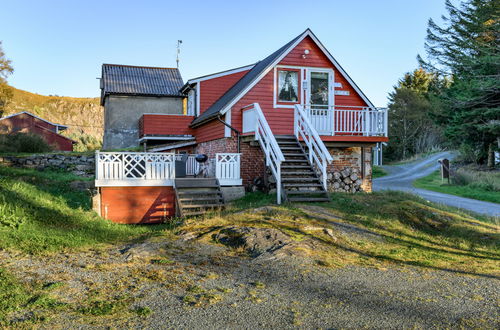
xmin=373 ymin=151 xmax=500 ymax=217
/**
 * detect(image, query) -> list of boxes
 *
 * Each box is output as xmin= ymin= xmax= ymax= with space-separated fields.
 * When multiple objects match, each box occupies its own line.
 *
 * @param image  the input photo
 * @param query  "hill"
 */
xmin=3 ymin=86 xmax=103 ymax=151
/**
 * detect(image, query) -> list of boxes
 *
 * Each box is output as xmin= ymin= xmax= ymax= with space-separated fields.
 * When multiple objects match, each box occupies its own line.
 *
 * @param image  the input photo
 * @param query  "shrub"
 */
xmin=0 ymin=133 xmax=53 ymax=153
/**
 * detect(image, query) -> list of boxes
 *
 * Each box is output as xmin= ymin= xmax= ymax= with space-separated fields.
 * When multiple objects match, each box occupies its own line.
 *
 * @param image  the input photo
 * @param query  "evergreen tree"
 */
xmin=419 ymin=0 xmax=500 ymax=166
xmin=386 ymin=68 xmax=444 ymax=160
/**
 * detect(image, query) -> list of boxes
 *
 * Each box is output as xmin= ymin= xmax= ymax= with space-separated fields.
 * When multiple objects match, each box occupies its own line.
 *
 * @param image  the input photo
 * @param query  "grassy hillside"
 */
xmin=3 ymin=86 xmax=103 ymax=151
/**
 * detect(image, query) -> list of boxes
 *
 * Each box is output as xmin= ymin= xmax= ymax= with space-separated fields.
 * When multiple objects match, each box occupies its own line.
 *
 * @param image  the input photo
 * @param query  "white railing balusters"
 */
xmin=215 ymin=153 xmax=242 ymax=186
xmin=304 ymin=105 xmax=388 ymax=136
xmin=294 ymin=105 xmax=334 ymax=190
xmin=243 ymin=103 xmax=285 ymax=204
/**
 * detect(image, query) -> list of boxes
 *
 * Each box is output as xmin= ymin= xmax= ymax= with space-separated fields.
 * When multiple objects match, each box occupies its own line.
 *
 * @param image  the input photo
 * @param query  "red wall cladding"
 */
xmin=199 ymin=70 xmax=250 ymax=114
xmin=140 ymin=115 xmax=195 ymax=136
xmin=100 ymin=186 xmax=175 ymax=224
xmin=230 ymin=36 xmax=369 ymax=136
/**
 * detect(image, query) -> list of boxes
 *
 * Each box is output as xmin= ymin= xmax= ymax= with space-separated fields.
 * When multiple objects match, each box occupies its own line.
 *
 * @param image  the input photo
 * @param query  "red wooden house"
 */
xmin=95 ymin=29 xmax=388 ymax=224
xmin=0 ymin=111 xmax=75 ymax=151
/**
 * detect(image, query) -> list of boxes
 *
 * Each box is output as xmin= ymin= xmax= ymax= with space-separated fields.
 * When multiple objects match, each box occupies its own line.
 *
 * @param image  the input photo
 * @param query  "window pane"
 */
xmin=278 ymin=70 xmax=298 ymax=102
xmin=310 ymin=72 xmax=329 ymax=106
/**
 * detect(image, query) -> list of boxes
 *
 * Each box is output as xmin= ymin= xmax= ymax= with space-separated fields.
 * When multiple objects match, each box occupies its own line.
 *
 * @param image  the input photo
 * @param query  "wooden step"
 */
xmin=283 ymin=153 xmax=306 ymax=157
xmin=281 ymin=165 xmax=311 ymax=169
xmin=281 ymin=170 xmax=315 ymax=175
xmin=182 ymin=203 xmax=222 ymax=209
xmin=178 ymin=196 xmax=223 ymax=202
xmin=282 ymin=177 xmax=321 ymax=182
xmin=285 ymin=190 xmax=327 ymax=195
xmin=175 ymin=178 xmax=219 ymax=188
xmin=177 ymin=190 xmax=221 ymax=196
xmin=283 ymin=183 xmax=323 ymax=188
xmin=282 ymin=159 xmax=309 ymax=163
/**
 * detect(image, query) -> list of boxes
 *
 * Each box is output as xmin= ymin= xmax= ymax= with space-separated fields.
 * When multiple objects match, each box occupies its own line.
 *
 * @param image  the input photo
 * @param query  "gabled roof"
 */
xmin=100 ymin=64 xmax=184 ymax=104
xmin=0 ymin=111 xmax=68 ymax=130
xmin=190 ymin=28 xmax=375 ymax=127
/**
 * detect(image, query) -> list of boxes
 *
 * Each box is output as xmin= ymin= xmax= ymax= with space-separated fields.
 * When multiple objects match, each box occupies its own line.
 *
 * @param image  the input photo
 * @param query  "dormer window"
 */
xmin=277 ymin=69 xmax=300 ymax=103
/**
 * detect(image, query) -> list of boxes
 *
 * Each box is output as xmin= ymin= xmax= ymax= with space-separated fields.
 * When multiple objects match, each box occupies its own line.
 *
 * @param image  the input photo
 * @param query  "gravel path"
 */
xmin=3 ymin=238 xmax=499 ymax=329
xmin=373 ymin=151 xmax=500 ymax=217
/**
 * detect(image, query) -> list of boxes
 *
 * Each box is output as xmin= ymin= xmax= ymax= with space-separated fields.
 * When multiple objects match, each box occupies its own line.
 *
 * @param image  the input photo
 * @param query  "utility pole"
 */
xmin=176 ymin=40 xmax=182 ymax=69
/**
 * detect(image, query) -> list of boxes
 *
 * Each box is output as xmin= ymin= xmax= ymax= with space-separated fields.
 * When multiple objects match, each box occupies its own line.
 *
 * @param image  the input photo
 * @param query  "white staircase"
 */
xmin=242 ymin=103 xmax=333 ymax=204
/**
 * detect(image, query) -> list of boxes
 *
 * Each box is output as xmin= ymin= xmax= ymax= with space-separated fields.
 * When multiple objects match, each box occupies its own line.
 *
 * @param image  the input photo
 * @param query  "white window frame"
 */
xmin=305 ymin=68 xmax=335 ymax=108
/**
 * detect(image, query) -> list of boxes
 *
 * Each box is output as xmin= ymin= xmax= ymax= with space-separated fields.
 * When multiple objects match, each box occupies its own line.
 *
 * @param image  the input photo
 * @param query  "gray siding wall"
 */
xmin=103 ymin=95 xmax=184 ymax=150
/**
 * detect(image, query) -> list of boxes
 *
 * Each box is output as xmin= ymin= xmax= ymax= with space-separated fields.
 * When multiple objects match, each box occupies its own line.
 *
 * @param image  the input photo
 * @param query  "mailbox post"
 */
xmin=438 ymin=158 xmax=450 ymax=184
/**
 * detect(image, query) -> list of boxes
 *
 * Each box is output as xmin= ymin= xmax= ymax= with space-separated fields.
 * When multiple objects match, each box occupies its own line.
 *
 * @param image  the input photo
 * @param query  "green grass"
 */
xmin=183 ymin=191 xmax=499 ymax=276
xmin=372 ymin=166 xmax=388 ymax=178
xmin=414 ymin=170 xmax=500 ymax=204
xmin=0 ymin=165 xmax=169 ymax=254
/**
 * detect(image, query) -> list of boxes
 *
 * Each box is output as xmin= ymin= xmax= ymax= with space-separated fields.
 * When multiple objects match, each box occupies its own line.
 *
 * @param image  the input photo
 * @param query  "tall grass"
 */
xmin=452 ymin=167 xmax=500 ymax=192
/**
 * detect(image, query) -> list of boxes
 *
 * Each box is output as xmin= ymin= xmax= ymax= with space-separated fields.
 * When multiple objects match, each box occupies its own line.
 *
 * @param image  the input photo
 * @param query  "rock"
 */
xmin=75 ymin=164 xmax=93 ymax=171
xmin=120 ymin=241 xmax=165 ymax=261
xmin=344 ymin=178 xmax=352 ymax=185
xmin=323 ymin=228 xmax=337 ymax=241
xmin=356 ymin=179 xmax=363 ymax=186
xmin=333 ymin=172 xmax=341 ymax=180
xmin=214 ymin=227 xmax=292 ymax=257
xmin=350 ymin=174 xmax=358 ymax=181
xmin=332 ymin=182 xmax=340 ymax=189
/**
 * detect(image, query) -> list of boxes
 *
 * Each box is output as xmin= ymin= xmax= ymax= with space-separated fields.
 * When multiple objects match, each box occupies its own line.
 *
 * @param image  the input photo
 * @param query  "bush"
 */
xmin=0 ymin=133 xmax=53 ymax=153
xmin=65 ymin=132 xmax=102 ymax=152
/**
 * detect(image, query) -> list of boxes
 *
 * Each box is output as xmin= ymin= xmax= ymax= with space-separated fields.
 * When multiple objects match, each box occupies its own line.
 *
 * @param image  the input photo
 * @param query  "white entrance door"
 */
xmin=306 ymin=69 xmax=334 ymax=135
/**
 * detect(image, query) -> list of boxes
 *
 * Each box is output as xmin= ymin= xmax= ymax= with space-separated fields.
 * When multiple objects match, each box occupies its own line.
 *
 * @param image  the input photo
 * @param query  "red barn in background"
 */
xmin=0 ymin=111 xmax=75 ymax=151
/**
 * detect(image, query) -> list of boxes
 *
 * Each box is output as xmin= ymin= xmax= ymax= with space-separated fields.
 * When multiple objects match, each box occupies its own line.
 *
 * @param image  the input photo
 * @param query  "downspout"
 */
xmin=217 ymin=114 xmax=241 ymax=153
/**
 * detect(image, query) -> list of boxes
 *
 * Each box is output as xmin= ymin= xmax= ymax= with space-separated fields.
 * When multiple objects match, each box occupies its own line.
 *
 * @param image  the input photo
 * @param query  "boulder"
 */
xmin=214 ymin=226 xmax=292 ymax=257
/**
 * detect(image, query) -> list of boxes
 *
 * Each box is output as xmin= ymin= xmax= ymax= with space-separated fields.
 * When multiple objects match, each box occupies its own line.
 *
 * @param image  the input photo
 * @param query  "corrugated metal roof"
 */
xmin=101 ymin=64 xmax=184 ymax=101
xmin=190 ymin=30 xmax=306 ymax=127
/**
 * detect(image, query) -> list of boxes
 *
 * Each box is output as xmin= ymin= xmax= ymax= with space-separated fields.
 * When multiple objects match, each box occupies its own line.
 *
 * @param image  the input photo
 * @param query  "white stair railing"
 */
xmin=294 ymin=105 xmax=333 ymax=190
xmin=242 ymin=103 xmax=286 ymax=204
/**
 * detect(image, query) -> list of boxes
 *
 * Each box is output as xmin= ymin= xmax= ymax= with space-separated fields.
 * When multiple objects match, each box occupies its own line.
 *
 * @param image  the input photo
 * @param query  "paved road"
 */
xmin=373 ymin=151 xmax=500 ymax=217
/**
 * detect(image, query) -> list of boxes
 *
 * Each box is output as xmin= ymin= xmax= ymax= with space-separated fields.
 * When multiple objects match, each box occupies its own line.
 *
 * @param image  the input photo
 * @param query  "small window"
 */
xmin=277 ymin=70 xmax=299 ymax=102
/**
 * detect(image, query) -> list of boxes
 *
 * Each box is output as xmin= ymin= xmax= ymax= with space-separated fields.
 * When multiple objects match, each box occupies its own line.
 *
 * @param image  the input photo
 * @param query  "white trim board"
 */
xmin=148 ymin=141 xmax=197 ymax=152
xmin=187 ymin=64 xmax=255 ymax=84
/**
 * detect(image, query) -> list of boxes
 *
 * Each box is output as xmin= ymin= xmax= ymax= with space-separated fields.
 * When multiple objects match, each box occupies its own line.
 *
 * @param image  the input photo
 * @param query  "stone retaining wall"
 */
xmin=0 ymin=154 xmax=95 ymax=177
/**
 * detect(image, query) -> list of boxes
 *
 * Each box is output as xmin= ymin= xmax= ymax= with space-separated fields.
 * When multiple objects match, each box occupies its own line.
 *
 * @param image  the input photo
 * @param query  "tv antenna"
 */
xmin=176 ymin=40 xmax=183 ymax=68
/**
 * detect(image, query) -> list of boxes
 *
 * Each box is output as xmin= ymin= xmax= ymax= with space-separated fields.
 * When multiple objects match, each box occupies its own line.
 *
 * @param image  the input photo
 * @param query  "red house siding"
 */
xmin=194 ymin=116 xmax=226 ymax=143
xmin=229 ymin=36 xmax=369 ymax=136
xmin=100 ymin=186 xmax=175 ymax=224
xmin=0 ymin=113 xmax=74 ymax=151
xmin=199 ymin=70 xmax=249 ymax=114
xmin=140 ymin=114 xmax=195 ymax=136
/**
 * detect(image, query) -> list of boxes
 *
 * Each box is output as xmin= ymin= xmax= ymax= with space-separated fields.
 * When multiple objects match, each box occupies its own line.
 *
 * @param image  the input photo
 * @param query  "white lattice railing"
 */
xmin=95 ymin=151 xmax=175 ymax=186
xmin=243 ymin=103 xmax=285 ymax=204
xmin=294 ymin=105 xmax=333 ymax=190
xmin=304 ymin=105 xmax=388 ymax=136
xmin=96 ymin=151 xmax=242 ymax=187
xmin=215 ymin=153 xmax=242 ymax=186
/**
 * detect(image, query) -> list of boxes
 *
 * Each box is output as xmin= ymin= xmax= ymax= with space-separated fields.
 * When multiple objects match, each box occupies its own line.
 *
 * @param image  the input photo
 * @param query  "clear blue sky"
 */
xmin=1 ymin=0 xmax=447 ymax=106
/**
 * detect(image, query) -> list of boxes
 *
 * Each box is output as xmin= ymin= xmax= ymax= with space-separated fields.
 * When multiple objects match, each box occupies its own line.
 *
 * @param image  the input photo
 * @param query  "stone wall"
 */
xmin=0 ymin=153 xmax=95 ymax=177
